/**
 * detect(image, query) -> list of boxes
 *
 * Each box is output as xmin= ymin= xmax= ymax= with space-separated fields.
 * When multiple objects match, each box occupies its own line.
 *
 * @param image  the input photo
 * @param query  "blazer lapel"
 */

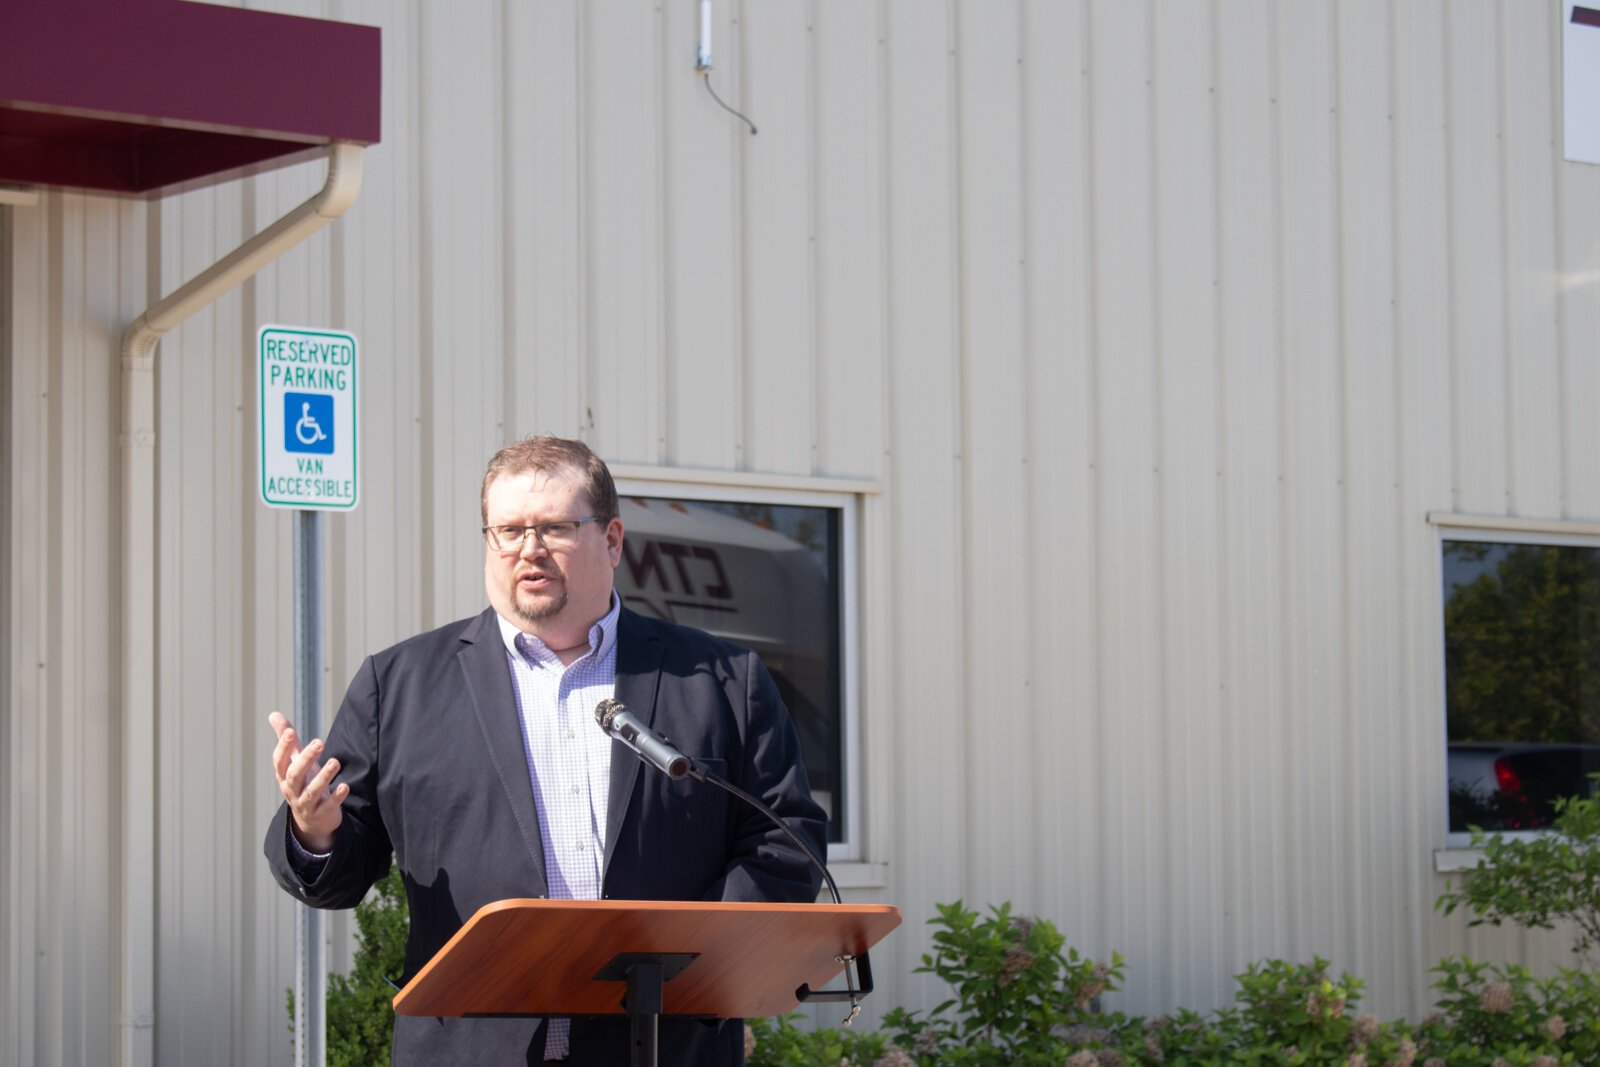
xmin=604 ymin=609 xmax=663 ymax=877
xmin=455 ymin=608 xmax=547 ymax=894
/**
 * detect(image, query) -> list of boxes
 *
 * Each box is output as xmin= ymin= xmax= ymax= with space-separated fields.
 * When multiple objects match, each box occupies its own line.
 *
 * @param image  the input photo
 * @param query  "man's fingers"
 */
xmin=285 ymin=743 xmax=343 ymax=809
xmin=305 ymin=755 xmax=342 ymax=799
xmin=284 ymin=736 xmax=324 ymax=788
xmin=267 ymin=709 xmax=343 ymax=846
xmin=271 ymin=726 xmax=300 ymax=782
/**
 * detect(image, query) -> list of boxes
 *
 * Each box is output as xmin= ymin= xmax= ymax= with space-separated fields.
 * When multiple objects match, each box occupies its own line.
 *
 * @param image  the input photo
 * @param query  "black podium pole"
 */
xmin=594 ymin=951 xmax=699 ymax=1067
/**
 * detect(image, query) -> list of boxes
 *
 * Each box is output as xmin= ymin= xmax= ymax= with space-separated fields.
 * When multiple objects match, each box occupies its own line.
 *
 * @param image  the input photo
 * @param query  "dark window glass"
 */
xmin=1443 ymin=539 xmax=1600 ymax=831
xmin=615 ymin=496 xmax=845 ymax=843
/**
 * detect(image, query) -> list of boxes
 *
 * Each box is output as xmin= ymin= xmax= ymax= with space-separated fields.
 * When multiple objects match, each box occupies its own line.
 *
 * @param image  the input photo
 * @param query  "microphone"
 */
xmin=593 ymin=698 xmax=838 ymax=902
xmin=594 ymin=698 xmax=693 ymax=780
xmin=592 ymin=696 xmax=869 ymax=1021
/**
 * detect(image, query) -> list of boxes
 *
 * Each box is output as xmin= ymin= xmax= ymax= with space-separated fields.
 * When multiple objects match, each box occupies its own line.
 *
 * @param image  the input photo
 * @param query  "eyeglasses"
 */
xmin=482 ymin=517 xmax=602 ymax=552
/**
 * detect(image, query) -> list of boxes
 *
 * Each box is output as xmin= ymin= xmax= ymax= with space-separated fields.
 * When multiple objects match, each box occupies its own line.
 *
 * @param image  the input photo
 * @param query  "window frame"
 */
xmin=612 ymin=467 xmax=868 ymax=862
xmin=1430 ymin=512 xmax=1600 ymax=851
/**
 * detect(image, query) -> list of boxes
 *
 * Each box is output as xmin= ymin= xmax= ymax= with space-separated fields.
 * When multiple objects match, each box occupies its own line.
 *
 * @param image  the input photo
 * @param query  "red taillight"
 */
xmin=1494 ymin=758 xmax=1524 ymax=796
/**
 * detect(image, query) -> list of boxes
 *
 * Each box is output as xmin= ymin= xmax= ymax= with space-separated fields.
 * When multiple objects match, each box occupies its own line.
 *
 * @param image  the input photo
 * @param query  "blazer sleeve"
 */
xmin=263 ymin=655 xmax=394 ymax=910
xmin=705 ymin=650 xmax=830 ymax=904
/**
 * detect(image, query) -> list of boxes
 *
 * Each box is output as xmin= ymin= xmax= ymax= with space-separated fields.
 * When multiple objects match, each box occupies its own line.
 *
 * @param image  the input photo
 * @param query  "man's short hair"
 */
xmin=480 ymin=435 xmax=620 ymax=525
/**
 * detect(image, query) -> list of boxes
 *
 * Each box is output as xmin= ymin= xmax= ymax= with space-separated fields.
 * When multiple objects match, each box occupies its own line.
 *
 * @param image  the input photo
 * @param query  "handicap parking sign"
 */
xmin=285 ymin=392 xmax=335 ymax=455
xmin=258 ymin=325 xmax=358 ymax=510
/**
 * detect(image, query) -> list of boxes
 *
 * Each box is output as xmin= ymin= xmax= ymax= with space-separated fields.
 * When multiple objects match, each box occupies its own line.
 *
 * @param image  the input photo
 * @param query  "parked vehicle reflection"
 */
xmin=1448 ymin=741 xmax=1600 ymax=832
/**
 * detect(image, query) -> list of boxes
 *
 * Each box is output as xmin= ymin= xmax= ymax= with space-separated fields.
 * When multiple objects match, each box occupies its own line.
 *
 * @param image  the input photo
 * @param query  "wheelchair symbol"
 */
xmin=284 ymin=392 xmax=335 ymax=455
xmin=295 ymin=402 xmax=327 ymax=446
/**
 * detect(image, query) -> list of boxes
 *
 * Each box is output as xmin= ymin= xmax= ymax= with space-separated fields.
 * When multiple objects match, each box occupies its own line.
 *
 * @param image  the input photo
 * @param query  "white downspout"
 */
xmin=117 ymin=141 xmax=362 ymax=1067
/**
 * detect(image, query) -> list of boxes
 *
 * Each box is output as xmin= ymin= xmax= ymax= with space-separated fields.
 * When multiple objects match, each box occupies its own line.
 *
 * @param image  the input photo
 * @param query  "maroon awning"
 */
xmin=0 ymin=0 xmax=380 ymax=197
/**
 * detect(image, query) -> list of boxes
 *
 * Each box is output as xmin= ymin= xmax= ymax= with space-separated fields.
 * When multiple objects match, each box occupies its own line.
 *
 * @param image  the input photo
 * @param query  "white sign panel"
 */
xmin=258 ymin=324 xmax=359 ymax=510
xmin=1566 ymin=2 xmax=1600 ymax=163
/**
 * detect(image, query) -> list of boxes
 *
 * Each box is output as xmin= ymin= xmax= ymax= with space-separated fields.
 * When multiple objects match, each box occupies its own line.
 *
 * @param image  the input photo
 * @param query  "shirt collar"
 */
xmin=495 ymin=591 xmax=622 ymax=665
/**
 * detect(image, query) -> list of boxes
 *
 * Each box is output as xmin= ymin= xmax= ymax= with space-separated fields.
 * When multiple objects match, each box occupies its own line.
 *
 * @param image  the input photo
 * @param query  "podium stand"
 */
xmin=392 ymin=898 xmax=901 ymax=1067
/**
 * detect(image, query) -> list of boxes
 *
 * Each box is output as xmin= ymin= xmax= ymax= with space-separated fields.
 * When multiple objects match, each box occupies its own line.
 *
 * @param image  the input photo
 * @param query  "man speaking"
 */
xmin=264 ymin=435 xmax=827 ymax=1064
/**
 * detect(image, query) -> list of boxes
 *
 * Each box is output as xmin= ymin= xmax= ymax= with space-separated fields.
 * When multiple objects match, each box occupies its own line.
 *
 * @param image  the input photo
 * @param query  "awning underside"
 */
xmin=0 ymin=0 xmax=380 ymax=198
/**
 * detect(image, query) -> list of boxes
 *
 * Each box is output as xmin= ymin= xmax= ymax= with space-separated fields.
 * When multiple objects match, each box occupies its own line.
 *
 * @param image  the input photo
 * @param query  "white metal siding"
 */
xmin=5 ymin=1 xmax=1599 ymax=1062
xmin=4 ymin=192 xmax=138 ymax=1066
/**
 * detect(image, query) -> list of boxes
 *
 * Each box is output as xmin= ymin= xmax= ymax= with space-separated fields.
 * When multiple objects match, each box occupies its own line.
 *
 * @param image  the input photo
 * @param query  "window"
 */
xmin=611 ymin=481 xmax=860 ymax=857
xmin=1441 ymin=527 xmax=1600 ymax=835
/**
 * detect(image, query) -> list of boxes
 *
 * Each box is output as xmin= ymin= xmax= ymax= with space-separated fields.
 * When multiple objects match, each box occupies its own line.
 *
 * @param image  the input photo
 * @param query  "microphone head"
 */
xmin=595 ymin=698 xmax=624 ymax=731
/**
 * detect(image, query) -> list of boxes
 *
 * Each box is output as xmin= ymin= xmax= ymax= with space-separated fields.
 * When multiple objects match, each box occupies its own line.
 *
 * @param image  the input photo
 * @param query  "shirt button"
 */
xmin=571 ymin=785 xmax=580 ymax=794
xmin=567 ymin=730 xmax=575 ymax=739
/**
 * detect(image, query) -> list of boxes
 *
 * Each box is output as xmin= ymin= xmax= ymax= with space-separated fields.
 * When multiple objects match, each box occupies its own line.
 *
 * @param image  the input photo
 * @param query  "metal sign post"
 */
xmin=293 ymin=509 xmax=326 ymax=1067
xmin=259 ymin=323 xmax=358 ymax=1067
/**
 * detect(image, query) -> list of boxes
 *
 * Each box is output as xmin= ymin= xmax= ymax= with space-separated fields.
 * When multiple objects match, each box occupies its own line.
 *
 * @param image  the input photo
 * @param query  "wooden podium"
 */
xmin=392 ymin=898 xmax=901 ymax=1066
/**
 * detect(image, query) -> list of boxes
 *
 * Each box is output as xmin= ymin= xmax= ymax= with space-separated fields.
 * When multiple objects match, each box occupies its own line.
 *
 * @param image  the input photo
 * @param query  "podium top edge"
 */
xmin=473 ymin=898 xmax=901 ymax=919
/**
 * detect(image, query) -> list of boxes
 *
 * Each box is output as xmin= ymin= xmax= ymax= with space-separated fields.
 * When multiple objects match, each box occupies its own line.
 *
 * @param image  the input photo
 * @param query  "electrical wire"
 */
xmin=700 ymin=70 xmax=755 ymax=135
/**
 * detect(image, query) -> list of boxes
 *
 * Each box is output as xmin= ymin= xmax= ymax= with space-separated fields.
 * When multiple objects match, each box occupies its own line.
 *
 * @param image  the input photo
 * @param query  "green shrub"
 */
xmin=1204 ymin=957 xmax=1402 ymax=1064
xmin=892 ymin=900 xmax=1125 ymax=1066
xmin=1436 ymin=778 xmax=1600 ymax=965
xmin=287 ymin=866 xmax=407 ymax=1067
xmin=1417 ymin=956 xmax=1600 ymax=1066
xmin=745 ymin=898 xmax=1600 ymax=1067
xmin=743 ymin=1012 xmax=892 ymax=1067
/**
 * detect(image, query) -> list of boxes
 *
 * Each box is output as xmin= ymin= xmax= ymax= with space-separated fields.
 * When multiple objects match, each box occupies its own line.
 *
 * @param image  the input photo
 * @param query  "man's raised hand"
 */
xmin=268 ymin=710 xmax=347 ymax=853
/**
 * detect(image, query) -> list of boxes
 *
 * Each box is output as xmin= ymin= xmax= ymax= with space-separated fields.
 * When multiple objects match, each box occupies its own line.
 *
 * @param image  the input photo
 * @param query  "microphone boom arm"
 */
xmin=682 ymin=761 xmax=840 ymax=905
xmin=681 ymin=761 xmax=868 ymax=1017
xmin=594 ymin=698 xmax=870 ymax=1020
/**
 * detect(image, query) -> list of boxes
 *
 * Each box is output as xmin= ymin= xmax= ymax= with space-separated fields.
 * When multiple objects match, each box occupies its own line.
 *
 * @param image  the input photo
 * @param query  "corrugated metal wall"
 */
xmin=6 ymin=1 xmax=1600 ymax=1063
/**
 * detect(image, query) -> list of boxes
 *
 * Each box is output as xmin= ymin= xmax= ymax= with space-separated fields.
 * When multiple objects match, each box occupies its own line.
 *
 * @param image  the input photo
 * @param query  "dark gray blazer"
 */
xmin=265 ymin=606 xmax=827 ymax=1065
